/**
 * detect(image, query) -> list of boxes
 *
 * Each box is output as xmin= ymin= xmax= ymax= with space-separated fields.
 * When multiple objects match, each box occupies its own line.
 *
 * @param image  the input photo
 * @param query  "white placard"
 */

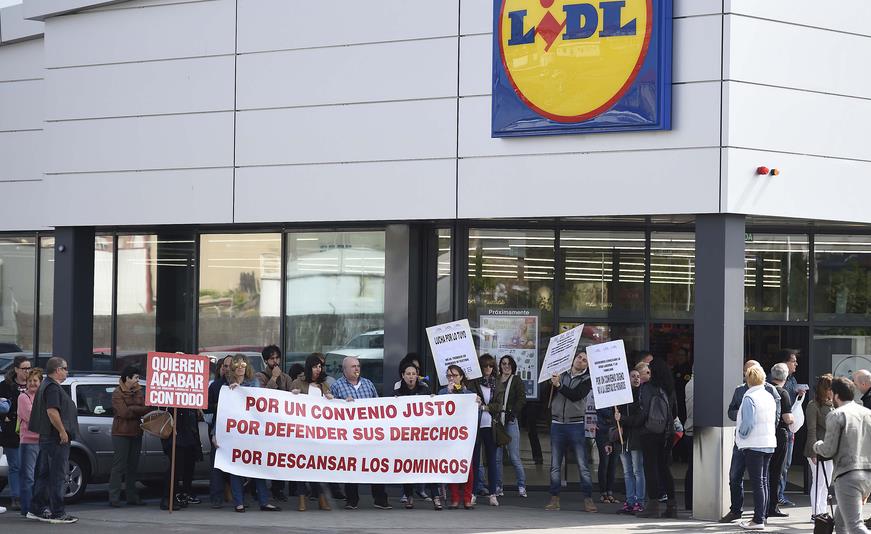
xmin=537 ymin=324 xmax=584 ymax=383
xmin=586 ymin=340 xmax=633 ymax=409
xmin=426 ymin=319 xmax=482 ymax=385
xmin=214 ymin=386 xmax=478 ymax=483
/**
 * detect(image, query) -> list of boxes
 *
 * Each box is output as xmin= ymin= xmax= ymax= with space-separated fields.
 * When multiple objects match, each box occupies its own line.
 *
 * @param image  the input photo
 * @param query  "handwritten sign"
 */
xmin=426 ymin=319 xmax=482 ymax=385
xmin=585 ymin=340 xmax=633 ymax=409
xmin=538 ymin=324 xmax=584 ymax=383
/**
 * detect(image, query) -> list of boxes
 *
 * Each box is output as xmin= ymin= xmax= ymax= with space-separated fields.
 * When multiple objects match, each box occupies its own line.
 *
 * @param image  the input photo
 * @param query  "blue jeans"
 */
xmin=473 ymin=426 xmax=498 ymax=495
xmin=549 ymin=422 xmax=592 ymax=497
xmin=495 ymin=419 xmax=526 ymax=489
xmin=728 ymin=444 xmax=747 ymax=514
xmin=777 ymin=431 xmax=794 ymax=501
xmin=18 ymin=443 xmax=39 ymax=515
xmin=230 ymin=475 xmax=268 ymax=507
xmin=31 ymin=438 xmax=69 ymax=518
xmin=744 ymin=450 xmax=772 ymax=525
xmin=209 ymin=447 xmax=226 ymax=506
xmin=620 ymin=449 xmax=645 ymax=505
xmin=6 ymin=446 xmax=20 ymax=498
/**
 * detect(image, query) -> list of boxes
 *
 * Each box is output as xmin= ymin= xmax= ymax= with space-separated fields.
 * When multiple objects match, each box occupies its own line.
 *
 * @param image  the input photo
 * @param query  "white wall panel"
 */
xmin=0 ymin=79 xmax=43 ymax=131
xmin=0 ymin=181 xmax=48 ymax=230
xmin=237 ymin=38 xmax=458 ymax=110
xmin=45 ymin=0 xmax=234 ymax=68
xmin=0 ymin=4 xmax=44 ymax=43
xmin=42 ymin=168 xmax=234 ymax=226
xmin=460 ymin=82 xmax=720 ymax=157
xmin=237 ymin=0 xmax=459 ymax=53
xmin=460 ymin=0 xmax=490 ymax=35
xmin=458 ymin=148 xmax=720 ymax=218
xmin=675 ymin=0 xmax=722 ymax=17
xmin=46 ymin=56 xmax=234 ymax=120
xmin=723 ymin=148 xmax=871 ymax=224
xmin=236 ymin=100 xmax=457 ymax=166
xmin=235 ymin=160 xmax=457 ymax=223
xmin=0 ymin=39 xmax=43 ymax=81
xmin=47 ymin=112 xmax=234 ymax=174
xmin=460 ymin=15 xmax=722 ymax=97
xmin=0 ymin=130 xmax=43 ymax=181
xmin=727 ymin=15 xmax=871 ymax=99
xmin=725 ymin=82 xmax=871 ymax=162
xmin=24 ymin=0 xmax=127 ymax=20
xmin=726 ymin=0 xmax=871 ymax=37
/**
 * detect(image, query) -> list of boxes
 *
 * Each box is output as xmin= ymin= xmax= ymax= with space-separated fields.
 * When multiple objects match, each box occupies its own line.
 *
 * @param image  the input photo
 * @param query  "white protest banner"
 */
xmin=215 ymin=387 xmax=478 ymax=483
xmin=145 ymin=352 xmax=210 ymax=409
xmin=537 ymin=324 xmax=584 ymax=383
xmin=585 ymin=340 xmax=633 ymax=409
xmin=426 ymin=319 xmax=482 ymax=385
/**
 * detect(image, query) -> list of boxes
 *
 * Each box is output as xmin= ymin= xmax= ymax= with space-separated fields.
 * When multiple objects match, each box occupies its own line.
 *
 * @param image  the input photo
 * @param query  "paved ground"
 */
xmin=0 ymin=484 xmax=846 ymax=533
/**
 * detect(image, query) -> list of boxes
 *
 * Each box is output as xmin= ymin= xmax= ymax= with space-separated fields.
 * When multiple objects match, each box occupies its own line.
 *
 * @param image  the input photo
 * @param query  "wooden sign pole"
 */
xmin=168 ymin=407 xmax=178 ymax=513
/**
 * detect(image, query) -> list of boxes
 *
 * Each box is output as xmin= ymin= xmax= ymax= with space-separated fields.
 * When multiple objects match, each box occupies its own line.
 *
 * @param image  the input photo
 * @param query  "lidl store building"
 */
xmin=1 ymin=0 xmax=870 ymax=518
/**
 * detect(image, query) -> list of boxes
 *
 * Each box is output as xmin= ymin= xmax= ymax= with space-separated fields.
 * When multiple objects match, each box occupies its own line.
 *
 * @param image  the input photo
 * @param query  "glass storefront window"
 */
xmin=559 ymin=230 xmax=645 ymax=319
xmin=650 ymin=232 xmax=695 ymax=319
xmin=93 ymin=235 xmax=114 ymax=356
xmin=285 ymin=231 xmax=386 ymax=388
xmin=38 ymin=237 xmax=54 ymax=354
xmin=559 ymin=320 xmax=644 ymax=354
xmin=468 ymin=229 xmax=554 ymax=399
xmin=198 ymin=233 xmax=281 ymax=353
xmin=435 ymin=229 xmax=452 ymax=326
xmin=744 ymin=234 xmax=809 ymax=321
xmin=814 ymin=235 xmax=871 ymax=322
xmin=0 ymin=236 xmax=36 ymax=353
xmin=813 ymin=327 xmax=871 ymax=380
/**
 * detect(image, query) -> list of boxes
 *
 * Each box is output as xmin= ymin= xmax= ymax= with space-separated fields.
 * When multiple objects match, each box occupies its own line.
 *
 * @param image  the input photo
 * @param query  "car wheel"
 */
xmin=64 ymin=452 xmax=90 ymax=503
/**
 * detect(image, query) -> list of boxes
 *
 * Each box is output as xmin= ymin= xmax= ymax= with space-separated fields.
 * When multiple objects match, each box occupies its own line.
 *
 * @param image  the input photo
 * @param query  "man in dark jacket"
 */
xmin=854 ymin=370 xmax=871 ymax=410
xmin=28 ymin=357 xmax=78 ymax=524
xmin=767 ymin=363 xmax=795 ymax=520
xmin=545 ymin=350 xmax=596 ymax=513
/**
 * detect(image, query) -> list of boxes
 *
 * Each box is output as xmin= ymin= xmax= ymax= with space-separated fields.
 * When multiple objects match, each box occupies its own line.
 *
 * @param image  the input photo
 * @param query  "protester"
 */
xmin=720 ymin=360 xmax=782 ymax=524
xmin=393 ymin=352 xmax=429 ymax=391
xmin=491 ymin=354 xmax=527 ymax=498
xmin=439 ymin=364 xmax=479 ymax=509
xmin=288 ymin=353 xmax=334 ymax=511
xmin=109 ymin=365 xmax=152 ymax=507
xmin=766 ymin=363 xmax=795 ymax=520
xmin=636 ymin=357 xmax=678 ymax=519
xmin=546 ymin=350 xmax=596 ymax=513
xmin=0 ymin=355 xmax=31 ymax=511
xmin=472 ymin=354 xmax=499 ymax=505
xmin=160 ymin=408 xmax=203 ymax=510
xmin=226 ymin=354 xmax=281 ymax=512
xmin=804 ymin=373 xmax=835 ymax=520
xmin=394 ymin=361 xmax=441 ymax=510
xmin=813 ymin=377 xmax=871 ymax=534
xmin=16 ymin=367 xmax=42 ymax=517
xmin=611 ymin=367 xmax=645 ymax=514
xmin=854 ymin=370 xmax=871 ymax=409
xmin=208 ymin=355 xmax=233 ymax=508
xmin=28 ymin=357 xmax=78 ymax=523
xmin=208 ymin=356 xmax=232 ymax=414
xmin=594 ymin=404 xmax=618 ymax=504
xmin=635 ymin=361 xmax=651 ymax=384
xmin=775 ymin=349 xmax=808 ymax=508
xmin=330 ymin=355 xmax=391 ymax=510
xmin=735 ymin=366 xmax=777 ymax=531
xmin=256 ymin=344 xmax=293 ymax=391
xmin=683 ymin=371 xmax=694 ymax=511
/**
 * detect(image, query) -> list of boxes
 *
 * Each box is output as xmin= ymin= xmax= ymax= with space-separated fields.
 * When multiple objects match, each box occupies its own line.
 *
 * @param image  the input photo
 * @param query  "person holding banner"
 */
xmin=330 ymin=356 xmax=392 ymax=511
xmin=491 ymin=355 xmax=527 ymax=498
xmin=226 ymin=354 xmax=281 ymax=513
xmin=439 ymin=364 xmax=480 ymax=510
xmin=288 ymin=353 xmax=335 ymax=512
xmin=636 ymin=357 xmax=678 ymax=519
xmin=394 ymin=361 xmax=442 ymax=511
xmin=545 ymin=350 xmax=596 ymax=513
xmin=472 ymin=355 xmax=499 ymax=506
xmin=610 ymin=368 xmax=646 ymax=514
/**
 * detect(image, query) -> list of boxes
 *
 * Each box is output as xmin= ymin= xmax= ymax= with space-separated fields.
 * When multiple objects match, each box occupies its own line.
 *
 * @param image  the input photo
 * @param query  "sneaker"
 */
xmin=415 ymin=490 xmax=431 ymax=501
xmin=618 ymin=502 xmax=633 ymax=514
xmin=658 ymin=494 xmax=668 ymax=503
xmin=374 ymin=502 xmax=393 ymax=510
xmin=779 ymin=499 xmax=796 ymax=507
xmin=432 ymin=496 xmax=443 ymax=511
xmin=48 ymin=514 xmax=79 ymax=524
xmin=26 ymin=511 xmax=41 ymax=520
xmin=495 ymin=486 xmax=504 ymax=497
xmin=518 ymin=487 xmax=527 ymax=498
xmin=738 ymin=520 xmax=765 ymax=530
xmin=0 ymin=506 xmax=6 ymax=514
xmin=489 ymin=495 xmax=499 ymax=507
xmin=631 ymin=503 xmax=645 ymax=514
xmin=471 ymin=495 xmax=476 ymax=506
xmin=719 ymin=510 xmax=742 ymax=523
xmin=399 ymin=494 xmax=408 ymax=504
xmin=344 ymin=503 xmax=359 ymax=510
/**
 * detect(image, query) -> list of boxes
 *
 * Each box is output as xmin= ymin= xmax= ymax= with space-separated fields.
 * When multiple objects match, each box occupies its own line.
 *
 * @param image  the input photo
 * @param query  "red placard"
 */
xmin=146 ymin=352 xmax=210 ymax=409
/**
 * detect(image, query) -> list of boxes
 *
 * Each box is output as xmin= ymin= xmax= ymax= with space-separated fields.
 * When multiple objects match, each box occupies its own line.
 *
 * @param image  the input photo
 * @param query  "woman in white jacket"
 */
xmin=735 ymin=366 xmax=777 ymax=531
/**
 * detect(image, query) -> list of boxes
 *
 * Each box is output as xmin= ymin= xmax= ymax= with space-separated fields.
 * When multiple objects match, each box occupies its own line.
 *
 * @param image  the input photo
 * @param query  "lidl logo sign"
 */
xmin=492 ymin=0 xmax=672 ymax=137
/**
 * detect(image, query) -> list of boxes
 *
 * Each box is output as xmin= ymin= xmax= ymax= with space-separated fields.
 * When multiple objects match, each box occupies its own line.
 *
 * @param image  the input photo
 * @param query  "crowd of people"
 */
xmin=2 ymin=346 xmax=871 ymax=533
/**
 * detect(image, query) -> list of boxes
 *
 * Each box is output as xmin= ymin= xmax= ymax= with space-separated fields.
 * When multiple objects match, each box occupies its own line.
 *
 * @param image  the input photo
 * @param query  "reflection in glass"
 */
xmin=650 ymin=232 xmax=695 ymax=319
xmin=558 ymin=321 xmax=644 ymax=354
xmin=115 ymin=235 xmax=158 ymax=356
xmin=198 ymin=234 xmax=281 ymax=352
xmin=436 ymin=229 xmax=452 ymax=325
xmin=93 ymin=235 xmax=114 ymax=355
xmin=0 ymin=236 xmax=36 ymax=352
xmin=285 ymin=231 xmax=386 ymax=387
xmin=744 ymin=234 xmax=808 ymax=321
xmin=38 ymin=237 xmax=55 ymax=353
xmin=814 ymin=235 xmax=871 ymax=321
xmin=813 ymin=326 xmax=871 ymax=379
xmin=559 ymin=230 xmax=645 ymax=319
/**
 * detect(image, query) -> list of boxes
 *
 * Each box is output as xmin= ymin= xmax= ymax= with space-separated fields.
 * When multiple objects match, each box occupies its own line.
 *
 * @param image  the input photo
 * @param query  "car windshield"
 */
xmin=344 ymin=333 xmax=383 ymax=349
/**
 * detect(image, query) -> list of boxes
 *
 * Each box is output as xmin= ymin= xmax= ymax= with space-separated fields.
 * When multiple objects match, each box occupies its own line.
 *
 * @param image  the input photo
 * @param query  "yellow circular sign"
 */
xmin=499 ymin=0 xmax=652 ymax=123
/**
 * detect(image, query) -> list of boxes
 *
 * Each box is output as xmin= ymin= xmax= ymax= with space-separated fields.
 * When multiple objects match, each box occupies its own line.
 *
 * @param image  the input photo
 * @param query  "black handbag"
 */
xmin=813 ymin=458 xmax=834 ymax=534
xmin=492 ymin=376 xmax=513 ymax=446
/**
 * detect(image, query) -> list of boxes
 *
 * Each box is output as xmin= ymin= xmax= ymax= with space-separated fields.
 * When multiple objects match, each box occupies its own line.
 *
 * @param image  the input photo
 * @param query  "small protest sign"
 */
xmin=585 ymin=340 xmax=633 ymax=409
xmin=537 ymin=324 xmax=584 ymax=383
xmin=426 ymin=319 xmax=482 ymax=385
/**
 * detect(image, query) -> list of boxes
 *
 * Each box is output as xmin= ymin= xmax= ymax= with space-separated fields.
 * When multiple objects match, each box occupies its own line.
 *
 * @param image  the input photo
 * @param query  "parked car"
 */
xmin=0 ymin=373 xmax=213 ymax=503
xmin=323 ymin=330 xmax=385 ymax=391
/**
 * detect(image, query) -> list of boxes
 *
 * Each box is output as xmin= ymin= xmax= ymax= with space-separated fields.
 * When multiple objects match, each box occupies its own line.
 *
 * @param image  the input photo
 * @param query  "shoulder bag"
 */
xmin=813 ymin=457 xmax=834 ymax=534
xmin=141 ymin=409 xmax=174 ymax=439
xmin=492 ymin=376 xmax=513 ymax=446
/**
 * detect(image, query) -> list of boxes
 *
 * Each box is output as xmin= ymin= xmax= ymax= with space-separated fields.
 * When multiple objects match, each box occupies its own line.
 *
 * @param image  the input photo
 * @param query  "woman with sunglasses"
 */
xmin=490 ymin=354 xmax=527 ymax=498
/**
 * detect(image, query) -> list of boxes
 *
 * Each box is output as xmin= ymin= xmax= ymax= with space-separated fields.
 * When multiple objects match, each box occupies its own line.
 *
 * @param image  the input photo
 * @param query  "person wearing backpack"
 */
xmin=636 ymin=357 xmax=678 ymax=519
